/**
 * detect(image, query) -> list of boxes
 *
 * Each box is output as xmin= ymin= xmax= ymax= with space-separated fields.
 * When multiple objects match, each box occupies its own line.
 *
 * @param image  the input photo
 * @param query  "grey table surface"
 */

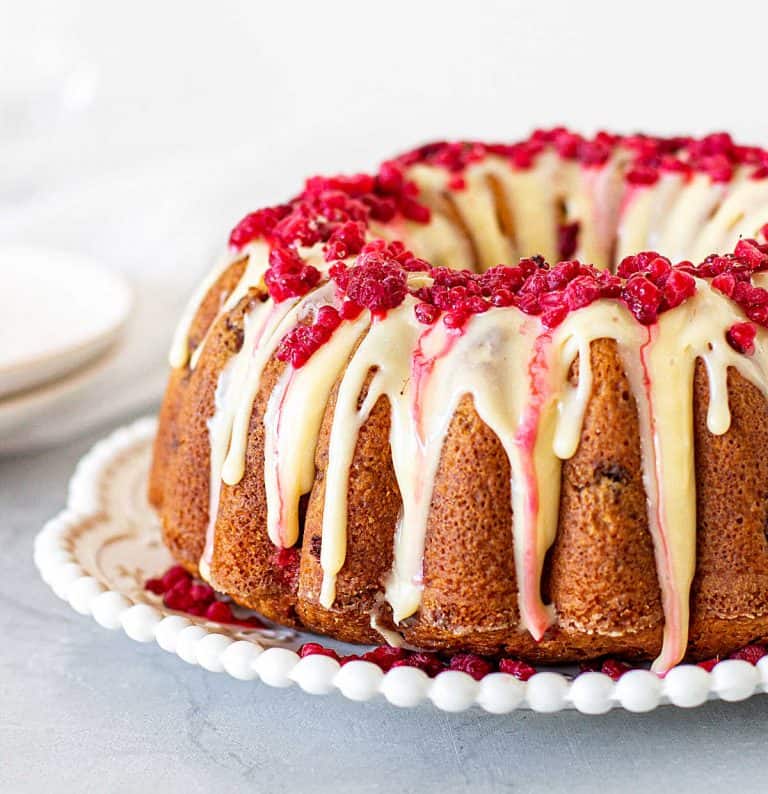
xmin=3 ymin=412 xmax=768 ymax=794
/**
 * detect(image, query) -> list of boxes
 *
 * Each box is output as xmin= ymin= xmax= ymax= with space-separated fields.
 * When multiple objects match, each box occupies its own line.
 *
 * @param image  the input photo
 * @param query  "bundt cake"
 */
xmin=149 ymin=128 xmax=768 ymax=673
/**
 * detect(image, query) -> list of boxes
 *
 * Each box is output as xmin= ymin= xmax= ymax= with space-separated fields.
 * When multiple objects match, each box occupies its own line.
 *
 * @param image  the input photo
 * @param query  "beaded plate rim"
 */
xmin=33 ymin=416 xmax=768 ymax=714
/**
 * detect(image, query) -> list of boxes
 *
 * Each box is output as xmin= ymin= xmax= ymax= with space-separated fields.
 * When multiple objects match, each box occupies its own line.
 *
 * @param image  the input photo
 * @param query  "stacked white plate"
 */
xmin=0 ymin=247 xmax=133 ymax=454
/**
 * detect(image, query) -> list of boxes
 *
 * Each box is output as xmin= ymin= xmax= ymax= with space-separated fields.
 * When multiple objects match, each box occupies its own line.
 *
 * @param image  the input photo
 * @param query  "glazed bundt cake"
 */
xmin=149 ymin=128 xmax=768 ymax=673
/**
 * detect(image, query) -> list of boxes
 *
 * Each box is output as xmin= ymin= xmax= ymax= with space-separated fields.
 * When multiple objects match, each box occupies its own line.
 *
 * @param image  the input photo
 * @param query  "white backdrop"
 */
xmin=2 ymin=0 xmax=767 ymax=448
xmin=5 ymin=0 xmax=768 ymax=187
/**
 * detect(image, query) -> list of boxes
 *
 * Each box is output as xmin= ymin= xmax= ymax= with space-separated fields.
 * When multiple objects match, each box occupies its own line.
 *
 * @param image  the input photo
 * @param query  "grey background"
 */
xmin=3 ymin=412 xmax=768 ymax=794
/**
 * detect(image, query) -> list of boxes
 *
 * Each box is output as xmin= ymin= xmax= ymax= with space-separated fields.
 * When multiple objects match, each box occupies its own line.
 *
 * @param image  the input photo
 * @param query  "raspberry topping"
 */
xmin=299 ymin=642 xmax=340 ymax=661
xmin=360 ymin=645 xmax=409 ymax=671
xmin=145 ymin=566 xmax=265 ymax=628
xmin=390 ymin=652 xmax=445 ymax=677
xmin=276 ymin=305 xmax=342 ymax=368
xmin=498 ymin=658 xmax=537 ymax=681
xmin=323 ymin=220 xmax=366 ymax=262
xmin=265 ymin=245 xmax=321 ymax=302
xmin=448 ymin=652 xmax=494 ymax=681
xmin=558 ymin=221 xmax=580 ymax=260
xmin=729 ymin=645 xmax=768 ymax=664
xmin=600 ymin=658 xmax=632 ymax=680
xmin=331 ymin=247 xmax=409 ymax=314
xmin=271 ymin=546 xmax=300 ymax=587
xmin=727 ymin=322 xmax=757 ymax=355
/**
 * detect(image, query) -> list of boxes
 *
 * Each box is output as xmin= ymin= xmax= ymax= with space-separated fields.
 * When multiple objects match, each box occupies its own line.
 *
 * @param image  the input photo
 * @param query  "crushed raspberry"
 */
xmin=304 ymin=173 xmax=375 ymax=196
xmin=229 ymin=205 xmax=292 ymax=249
xmin=276 ymin=305 xmax=342 ymax=368
xmin=391 ymin=652 xmax=445 ymax=678
xmin=299 ymin=642 xmax=340 ymax=661
xmin=189 ymin=582 xmax=214 ymax=603
xmin=498 ymin=658 xmax=536 ymax=681
xmin=727 ymin=322 xmax=757 ymax=355
xmin=601 ymin=658 xmax=632 ymax=680
xmin=729 ymin=645 xmax=768 ymax=664
xmin=160 ymin=565 xmax=191 ymax=590
xmin=621 ymin=277 xmax=661 ymax=325
xmin=448 ymin=653 xmax=494 ymax=681
xmin=204 ymin=600 xmax=234 ymax=623
xmin=324 ymin=220 xmax=366 ymax=262
xmin=734 ymin=238 xmax=768 ymax=269
xmin=558 ymin=221 xmax=580 ymax=260
xmin=272 ymin=546 xmax=299 ymax=577
xmin=264 ymin=245 xmax=321 ymax=302
xmin=662 ymin=268 xmax=696 ymax=309
xmin=332 ymin=248 xmax=408 ymax=314
xmin=145 ymin=566 xmax=265 ymax=629
xmin=361 ymin=645 xmax=408 ymax=671
xmin=414 ymin=302 xmax=440 ymax=325
xmin=697 ymin=657 xmax=720 ymax=672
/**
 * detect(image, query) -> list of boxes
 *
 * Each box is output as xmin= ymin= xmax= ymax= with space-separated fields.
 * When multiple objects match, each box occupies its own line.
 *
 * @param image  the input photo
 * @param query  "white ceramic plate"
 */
xmin=0 ymin=247 xmax=132 ymax=399
xmin=0 ymin=343 xmax=119 ymax=440
xmin=33 ymin=418 xmax=768 ymax=714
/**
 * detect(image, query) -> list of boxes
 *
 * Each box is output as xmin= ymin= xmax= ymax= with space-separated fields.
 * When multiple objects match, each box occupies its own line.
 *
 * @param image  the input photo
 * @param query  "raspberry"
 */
xmin=622 ymin=274 xmax=662 ymax=325
xmin=601 ymin=658 xmax=632 ymax=680
xmin=712 ymin=272 xmax=737 ymax=297
xmin=727 ymin=322 xmax=757 ymax=355
xmin=697 ymin=657 xmax=720 ymax=672
xmin=229 ymin=205 xmax=291 ymax=248
xmin=276 ymin=306 xmax=343 ymax=368
xmin=340 ymin=300 xmax=363 ymax=320
xmin=558 ymin=221 xmax=580 ymax=260
xmin=617 ymin=251 xmax=663 ymax=279
xmin=564 ymin=274 xmax=601 ymax=310
xmin=304 ymin=173 xmax=375 ymax=197
xmin=662 ymin=269 xmax=696 ymax=309
xmin=376 ymin=161 xmax=405 ymax=194
xmin=498 ymin=658 xmax=536 ymax=681
xmin=729 ymin=645 xmax=768 ymax=664
xmin=361 ymin=645 xmax=408 ymax=671
xmin=188 ymin=583 xmax=215 ymax=605
xmin=448 ymin=653 xmax=493 ymax=681
xmin=324 ymin=220 xmax=366 ymax=261
xmin=204 ymin=600 xmax=235 ymax=623
xmin=734 ymin=238 xmax=768 ymax=269
xmin=335 ymin=250 xmax=408 ymax=313
xmin=265 ymin=245 xmax=321 ymax=302
xmin=397 ymin=196 xmax=431 ymax=223
xmin=414 ymin=302 xmax=440 ymax=325
xmin=443 ymin=308 xmax=469 ymax=329
xmin=391 ymin=652 xmax=445 ymax=677
xmin=145 ymin=578 xmax=165 ymax=595
xmin=160 ymin=565 xmax=191 ymax=591
xmin=163 ymin=578 xmax=193 ymax=611
xmin=272 ymin=546 xmax=299 ymax=587
xmin=626 ymin=165 xmax=660 ymax=185
xmin=299 ymin=642 xmax=340 ymax=661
